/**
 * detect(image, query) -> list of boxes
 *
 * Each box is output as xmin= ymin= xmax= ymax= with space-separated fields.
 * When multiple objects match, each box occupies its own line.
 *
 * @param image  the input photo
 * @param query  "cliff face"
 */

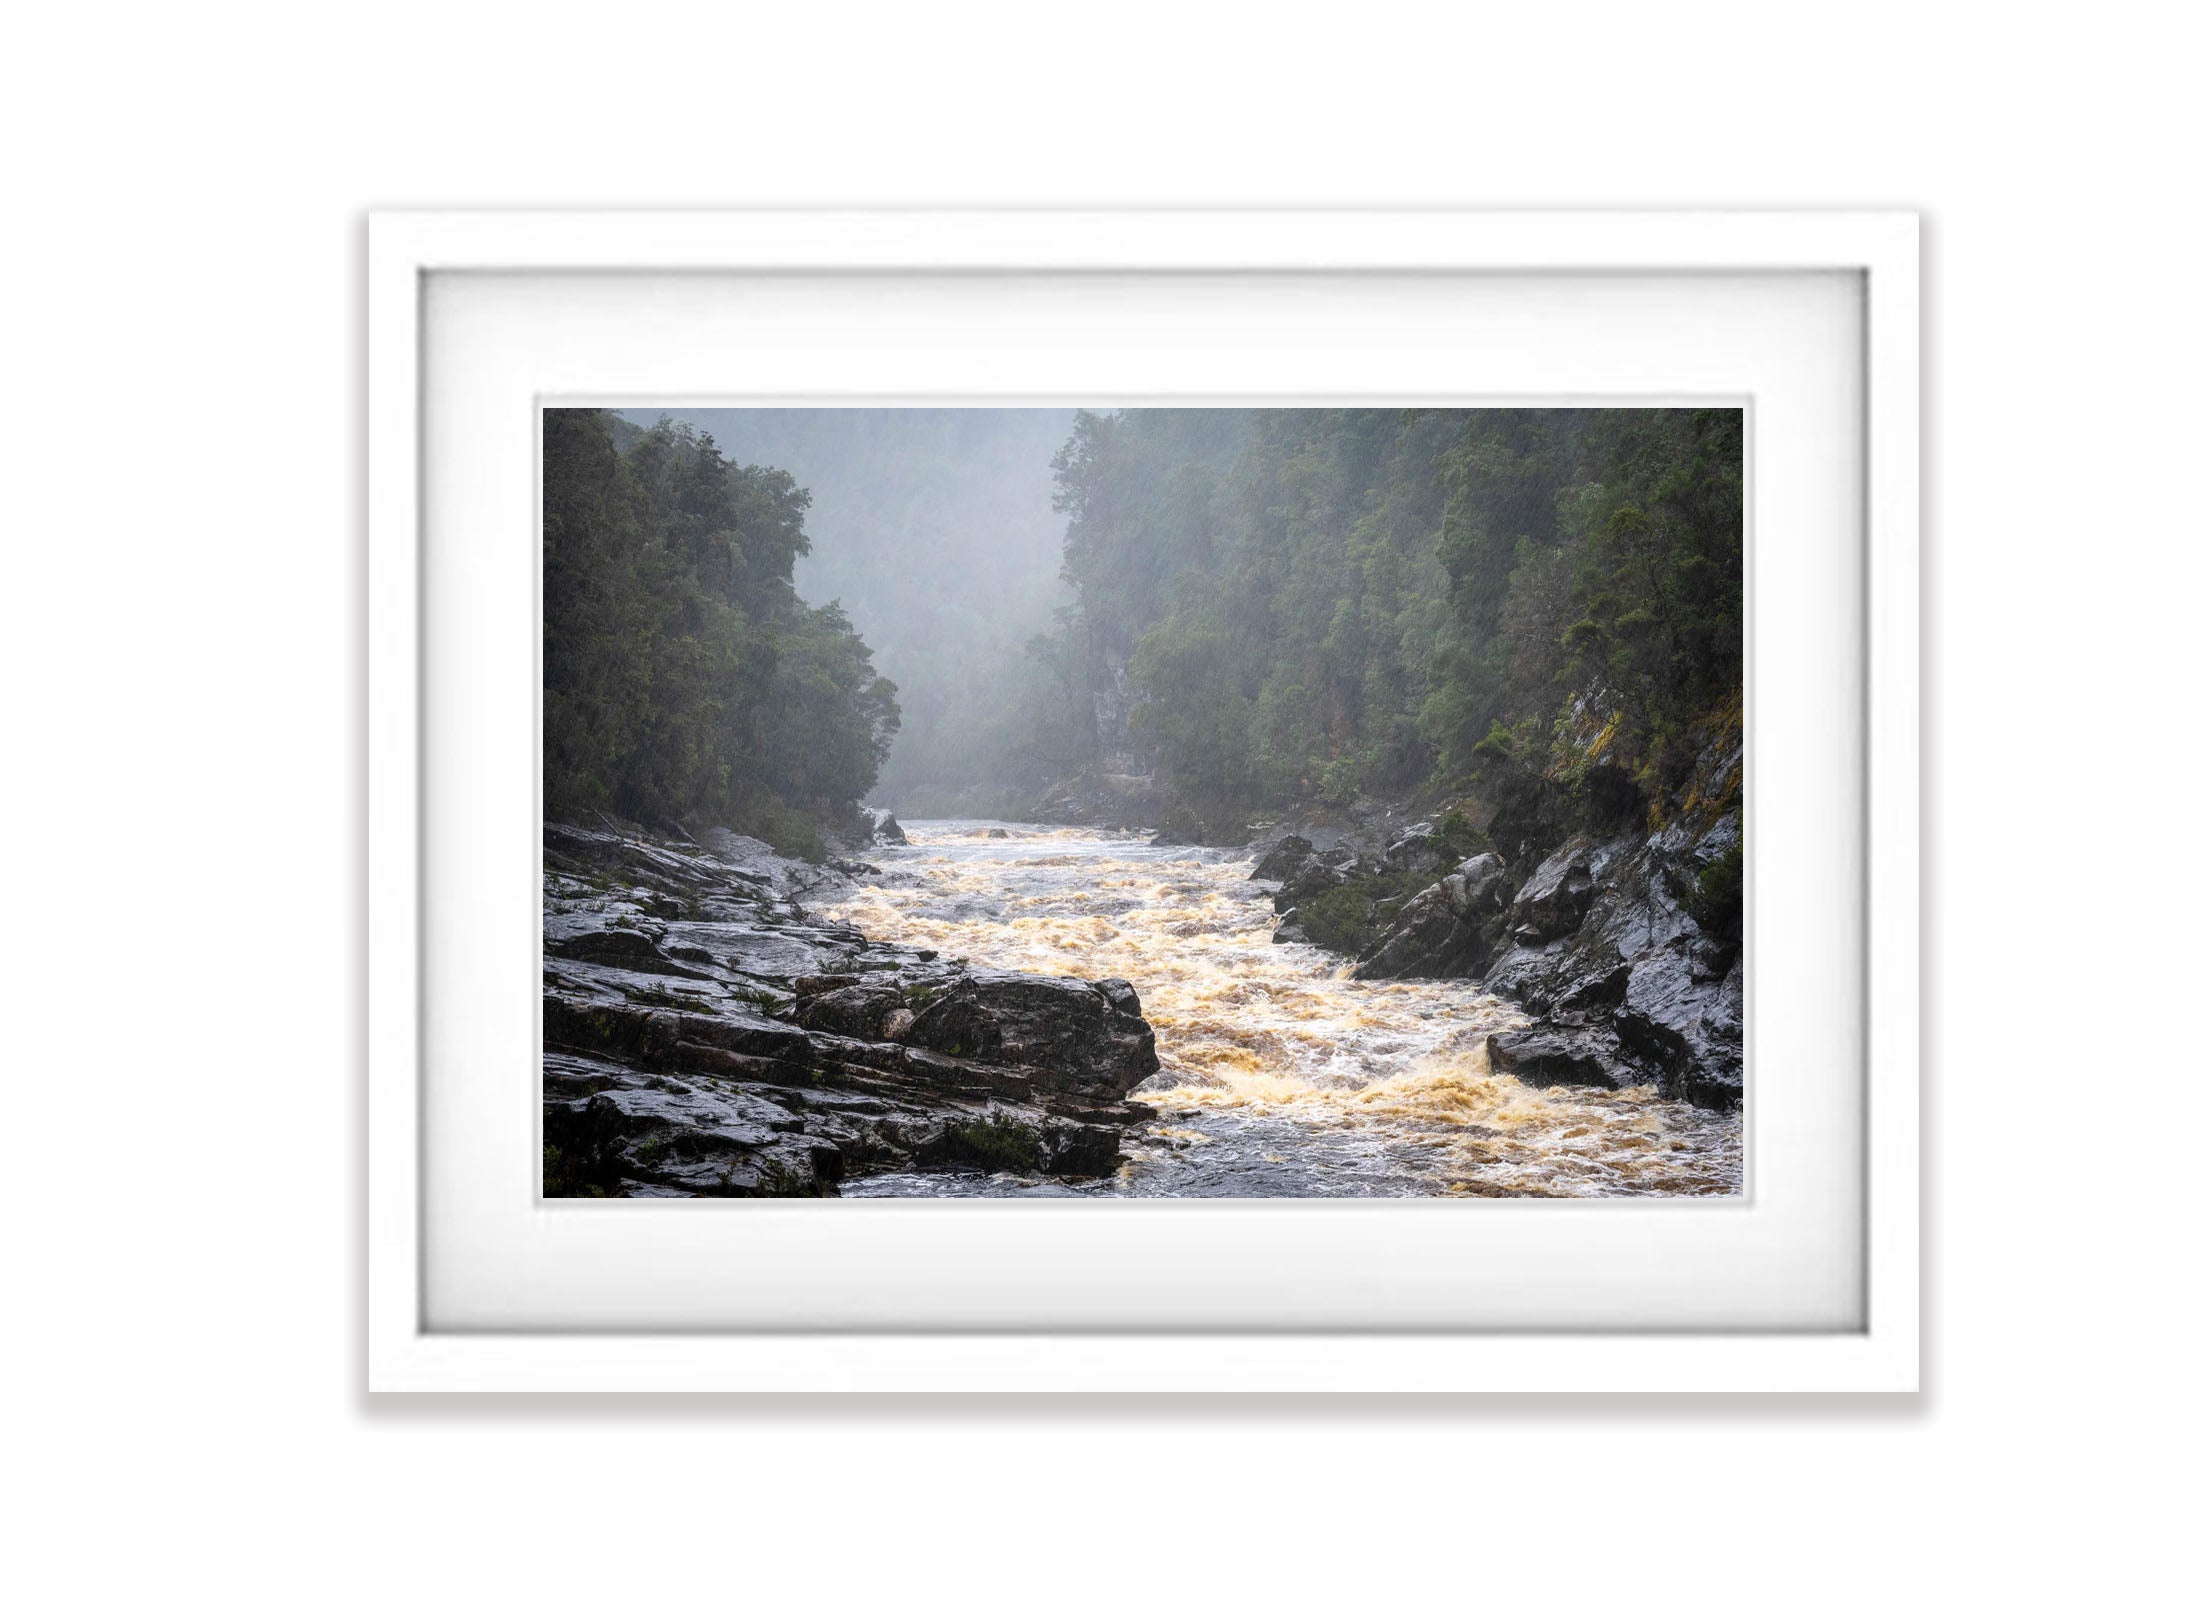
xmin=1472 ymin=709 xmax=1742 ymax=1108
xmin=1026 ymin=634 xmax=1165 ymax=828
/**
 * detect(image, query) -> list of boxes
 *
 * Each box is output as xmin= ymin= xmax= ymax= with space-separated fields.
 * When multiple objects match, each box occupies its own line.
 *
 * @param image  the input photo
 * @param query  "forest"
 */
xmin=540 ymin=403 xmax=1750 ymax=1197
xmin=542 ymin=409 xmax=900 ymax=859
xmin=1027 ymin=407 xmax=1743 ymax=855
xmin=547 ymin=405 xmax=1742 ymax=871
xmin=623 ymin=407 xmax=1076 ymax=815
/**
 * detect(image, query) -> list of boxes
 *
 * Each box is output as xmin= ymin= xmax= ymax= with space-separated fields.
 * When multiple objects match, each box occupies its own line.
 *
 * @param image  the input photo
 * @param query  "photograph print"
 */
xmin=542 ymin=406 xmax=1743 ymax=1199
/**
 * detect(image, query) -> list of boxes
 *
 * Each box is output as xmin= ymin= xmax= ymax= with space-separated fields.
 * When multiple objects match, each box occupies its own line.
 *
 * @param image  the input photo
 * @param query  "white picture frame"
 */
xmin=368 ymin=210 xmax=1918 ymax=1392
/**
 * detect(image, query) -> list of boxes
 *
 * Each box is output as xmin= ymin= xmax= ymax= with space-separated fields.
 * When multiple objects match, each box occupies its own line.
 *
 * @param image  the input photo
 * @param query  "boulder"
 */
xmin=1355 ymin=853 xmax=1510 ymax=980
xmin=905 ymin=972 xmax=1160 ymax=1100
xmin=1271 ymin=845 xmax=1363 ymax=913
xmin=1381 ymin=822 xmax=1460 ymax=878
xmin=1508 ymin=840 xmax=1602 ymax=942
xmin=1485 ymin=1024 xmax=1653 ymax=1092
xmin=1273 ymin=855 xmax=1348 ymax=912
xmin=867 ymin=806 xmax=910 ymax=845
xmin=1248 ymin=834 xmax=1315 ymax=883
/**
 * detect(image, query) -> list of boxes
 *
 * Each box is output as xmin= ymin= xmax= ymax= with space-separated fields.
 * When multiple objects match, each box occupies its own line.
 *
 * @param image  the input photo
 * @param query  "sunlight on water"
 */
xmin=822 ymin=822 xmax=1742 ymax=1198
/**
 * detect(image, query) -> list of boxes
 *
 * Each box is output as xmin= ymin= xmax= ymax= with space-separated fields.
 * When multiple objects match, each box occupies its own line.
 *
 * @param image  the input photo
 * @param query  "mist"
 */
xmin=622 ymin=407 xmax=1078 ymax=814
xmin=543 ymin=404 xmax=1749 ymax=1198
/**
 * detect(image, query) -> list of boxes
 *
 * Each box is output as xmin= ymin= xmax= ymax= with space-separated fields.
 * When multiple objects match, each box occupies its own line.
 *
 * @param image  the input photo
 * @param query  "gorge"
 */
xmin=541 ymin=405 xmax=1745 ymax=1198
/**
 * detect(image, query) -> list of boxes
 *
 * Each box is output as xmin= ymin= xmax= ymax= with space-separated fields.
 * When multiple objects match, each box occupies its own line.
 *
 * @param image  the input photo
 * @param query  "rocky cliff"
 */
xmin=542 ymin=819 xmax=1158 ymax=1197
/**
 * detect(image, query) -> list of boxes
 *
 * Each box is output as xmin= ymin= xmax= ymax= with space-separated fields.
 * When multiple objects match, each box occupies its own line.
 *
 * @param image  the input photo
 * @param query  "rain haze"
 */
xmin=543 ymin=406 xmax=1746 ymax=1198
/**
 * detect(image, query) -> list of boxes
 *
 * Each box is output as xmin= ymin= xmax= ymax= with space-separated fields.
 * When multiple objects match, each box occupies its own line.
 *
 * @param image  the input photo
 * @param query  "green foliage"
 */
xmin=1128 ymin=623 xmax=1257 ymax=806
xmin=1687 ymin=836 xmax=1745 ymax=940
xmin=556 ymin=403 xmax=1743 ymax=839
xmin=629 ymin=407 xmax=1080 ymax=812
xmin=1023 ymin=406 xmax=1743 ymax=836
xmin=943 ymin=1113 xmax=1044 ymax=1173
xmin=1298 ymin=870 xmax=1441 ymax=955
xmin=543 ymin=410 xmax=899 ymax=837
xmin=1433 ymin=810 xmax=1493 ymax=859
xmin=1036 ymin=408 xmax=1463 ymax=807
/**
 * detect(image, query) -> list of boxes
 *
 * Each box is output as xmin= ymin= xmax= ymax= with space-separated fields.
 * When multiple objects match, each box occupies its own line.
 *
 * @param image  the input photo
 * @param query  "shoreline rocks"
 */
xmin=542 ymin=819 xmax=1160 ymax=1198
xmin=1238 ymin=745 xmax=1743 ymax=1113
xmin=1354 ymin=853 xmax=1510 ymax=981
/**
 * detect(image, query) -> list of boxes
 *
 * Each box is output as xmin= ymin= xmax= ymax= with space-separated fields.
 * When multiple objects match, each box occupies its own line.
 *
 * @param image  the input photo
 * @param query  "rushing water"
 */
xmin=824 ymin=822 xmax=1742 ymax=1199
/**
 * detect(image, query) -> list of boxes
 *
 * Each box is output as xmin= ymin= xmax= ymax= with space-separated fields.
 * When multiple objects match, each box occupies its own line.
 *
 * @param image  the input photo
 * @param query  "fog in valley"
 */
xmin=620 ymin=407 xmax=1080 ymax=814
xmin=543 ymin=405 xmax=1747 ymax=1199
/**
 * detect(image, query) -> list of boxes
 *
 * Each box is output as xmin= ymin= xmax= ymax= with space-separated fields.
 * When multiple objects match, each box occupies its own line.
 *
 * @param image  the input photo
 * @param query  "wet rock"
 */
xmin=1471 ymin=772 xmax=1744 ymax=1110
xmin=1553 ymin=961 xmax=1632 ymax=1014
xmin=1094 ymin=977 xmax=1142 ymax=1017
xmin=544 ymin=921 xmax=693 ymax=975
xmin=664 ymin=925 xmax=840 ymax=980
xmin=1272 ymin=846 xmax=1361 ymax=913
xmin=1248 ymin=834 xmax=1314 ymax=883
xmin=1485 ymin=1024 xmax=1652 ymax=1092
xmin=540 ymin=819 xmax=1162 ymax=1196
xmin=1355 ymin=853 xmax=1509 ymax=980
xmin=1272 ymin=905 xmax=1310 ymax=944
xmin=866 ymin=806 xmax=910 ymax=845
xmin=1508 ymin=838 xmax=1609 ymax=942
xmin=985 ymin=827 xmax=1011 ymax=839
xmin=1613 ymin=948 xmax=1744 ymax=1111
xmin=1480 ymin=940 xmax=1569 ymax=1011
xmin=906 ymin=972 xmax=1160 ymax=1100
xmin=792 ymin=978 xmax=912 ymax=1042
xmin=1381 ymin=822 xmax=1461 ymax=879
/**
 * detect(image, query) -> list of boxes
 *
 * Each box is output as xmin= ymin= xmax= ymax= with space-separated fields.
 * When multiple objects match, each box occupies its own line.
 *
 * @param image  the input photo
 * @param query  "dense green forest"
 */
xmin=619 ymin=408 xmax=1074 ymax=814
xmin=1025 ymin=407 xmax=1743 ymax=850
xmin=546 ymin=405 xmax=1741 ymax=859
xmin=543 ymin=409 xmax=899 ymax=857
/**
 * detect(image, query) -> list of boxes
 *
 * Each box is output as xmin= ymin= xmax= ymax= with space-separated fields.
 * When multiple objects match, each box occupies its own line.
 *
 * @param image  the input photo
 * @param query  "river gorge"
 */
xmin=822 ymin=822 xmax=1742 ymax=1198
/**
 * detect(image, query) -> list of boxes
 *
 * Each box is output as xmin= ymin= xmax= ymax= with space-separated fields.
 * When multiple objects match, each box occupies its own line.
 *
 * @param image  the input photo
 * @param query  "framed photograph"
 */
xmin=368 ymin=211 xmax=1917 ymax=1391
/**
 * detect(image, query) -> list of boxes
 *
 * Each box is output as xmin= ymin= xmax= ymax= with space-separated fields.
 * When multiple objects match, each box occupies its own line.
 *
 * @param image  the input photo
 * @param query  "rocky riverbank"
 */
xmin=1243 ymin=730 xmax=1744 ymax=1113
xmin=542 ymin=818 xmax=1159 ymax=1197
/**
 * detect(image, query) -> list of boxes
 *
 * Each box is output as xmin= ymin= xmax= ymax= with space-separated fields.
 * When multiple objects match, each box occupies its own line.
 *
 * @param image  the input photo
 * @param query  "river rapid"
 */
xmin=823 ymin=822 xmax=1741 ymax=1198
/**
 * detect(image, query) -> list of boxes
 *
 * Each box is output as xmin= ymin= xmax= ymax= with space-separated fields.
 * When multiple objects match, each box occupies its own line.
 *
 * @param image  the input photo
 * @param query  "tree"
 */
xmin=541 ymin=410 xmax=900 ymax=853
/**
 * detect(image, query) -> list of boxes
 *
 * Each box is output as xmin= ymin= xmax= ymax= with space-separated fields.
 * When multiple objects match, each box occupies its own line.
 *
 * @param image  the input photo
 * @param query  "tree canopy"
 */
xmin=1023 ymin=407 xmax=1744 ymax=846
xmin=544 ymin=404 xmax=1742 ymax=855
xmin=543 ymin=409 xmax=899 ymax=856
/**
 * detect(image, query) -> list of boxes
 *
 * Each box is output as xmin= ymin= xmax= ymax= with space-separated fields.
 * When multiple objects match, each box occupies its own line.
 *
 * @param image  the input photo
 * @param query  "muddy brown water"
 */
xmin=822 ymin=822 xmax=1742 ymax=1198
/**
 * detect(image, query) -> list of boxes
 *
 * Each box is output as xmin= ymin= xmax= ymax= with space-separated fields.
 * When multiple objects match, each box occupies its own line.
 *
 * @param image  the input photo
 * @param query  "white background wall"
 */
xmin=4 ymin=4 xmax=2189 ymax=1594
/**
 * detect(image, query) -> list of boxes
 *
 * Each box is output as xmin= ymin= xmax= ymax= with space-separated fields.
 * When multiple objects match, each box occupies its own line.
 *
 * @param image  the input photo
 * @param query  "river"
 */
xmin=823 ymin=822 xmax=1742 ymax=1198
